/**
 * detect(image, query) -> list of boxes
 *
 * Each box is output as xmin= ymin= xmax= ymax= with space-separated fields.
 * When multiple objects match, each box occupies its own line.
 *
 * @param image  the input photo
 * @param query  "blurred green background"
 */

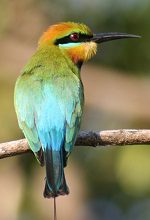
xmin=0 ymin=0 xmax=150 ymax=219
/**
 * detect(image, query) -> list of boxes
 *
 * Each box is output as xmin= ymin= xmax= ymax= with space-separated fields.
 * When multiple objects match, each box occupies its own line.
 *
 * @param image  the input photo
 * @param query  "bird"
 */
xmin=14 ymin=22 xmax=139 ymax=199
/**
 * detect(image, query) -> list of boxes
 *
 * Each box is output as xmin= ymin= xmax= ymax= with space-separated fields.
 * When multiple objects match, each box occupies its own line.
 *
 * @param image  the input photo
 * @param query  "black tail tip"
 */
xmin=43 ymin=181 xmax=69 ymax=199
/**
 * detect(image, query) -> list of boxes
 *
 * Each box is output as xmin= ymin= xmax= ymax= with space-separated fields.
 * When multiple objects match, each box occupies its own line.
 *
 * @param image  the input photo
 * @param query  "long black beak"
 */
xmin=91 ymin=32 xmax=141 ymax=43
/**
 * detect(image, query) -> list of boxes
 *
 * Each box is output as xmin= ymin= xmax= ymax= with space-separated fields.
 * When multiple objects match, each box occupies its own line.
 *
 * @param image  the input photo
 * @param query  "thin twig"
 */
xmin=0 ymin=129 xmax=150 ymax=159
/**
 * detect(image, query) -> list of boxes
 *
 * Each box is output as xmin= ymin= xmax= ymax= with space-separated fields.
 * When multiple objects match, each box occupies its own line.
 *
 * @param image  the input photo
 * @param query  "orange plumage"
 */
xmin=38 ymin=22 xmax=97 ymax=63
xmin=39 ymin=22 xmax=92 ymax=45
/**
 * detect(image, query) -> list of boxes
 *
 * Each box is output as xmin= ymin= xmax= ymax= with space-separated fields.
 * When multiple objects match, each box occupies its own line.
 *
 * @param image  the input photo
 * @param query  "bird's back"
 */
xmin=14 ymin=46 xmax=84 ymax=197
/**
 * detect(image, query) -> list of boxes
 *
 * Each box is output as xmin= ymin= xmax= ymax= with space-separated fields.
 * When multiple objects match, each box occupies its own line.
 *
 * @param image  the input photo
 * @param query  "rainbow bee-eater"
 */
xmin=14 ymin=22 xmax=139 ymax=199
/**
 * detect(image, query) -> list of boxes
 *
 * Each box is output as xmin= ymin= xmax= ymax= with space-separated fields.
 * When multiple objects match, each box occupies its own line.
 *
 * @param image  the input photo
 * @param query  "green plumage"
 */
xmin=14 ymin=45 xmax=84 ymax=197
xmin=14 ymin=21 xmax=137 ymax=199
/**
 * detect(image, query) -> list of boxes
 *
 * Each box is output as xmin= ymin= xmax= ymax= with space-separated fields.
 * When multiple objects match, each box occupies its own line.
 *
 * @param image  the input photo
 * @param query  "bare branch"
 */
xmin=0 ymin=129 xmax=150 ymax=159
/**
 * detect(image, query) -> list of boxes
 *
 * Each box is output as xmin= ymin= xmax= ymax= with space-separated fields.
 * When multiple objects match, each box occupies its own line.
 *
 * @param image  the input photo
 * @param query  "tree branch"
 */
xmin=0 ymin=129 xmax=150 ymax=159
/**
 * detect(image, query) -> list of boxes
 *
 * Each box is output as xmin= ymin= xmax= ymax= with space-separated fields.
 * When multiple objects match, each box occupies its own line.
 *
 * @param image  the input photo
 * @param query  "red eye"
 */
xmin=70 ymin=33 xmax=79 ymax=41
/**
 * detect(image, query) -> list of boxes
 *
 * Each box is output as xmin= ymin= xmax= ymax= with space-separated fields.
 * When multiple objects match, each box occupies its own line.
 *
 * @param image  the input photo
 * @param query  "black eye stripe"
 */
xmin=55 ymin=33 xmax=93 ymax=45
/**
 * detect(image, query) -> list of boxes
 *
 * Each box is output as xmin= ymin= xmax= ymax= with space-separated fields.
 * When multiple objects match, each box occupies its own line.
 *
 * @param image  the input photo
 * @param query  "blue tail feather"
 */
xmin=43 ymin=146 xmax=69 ymax=198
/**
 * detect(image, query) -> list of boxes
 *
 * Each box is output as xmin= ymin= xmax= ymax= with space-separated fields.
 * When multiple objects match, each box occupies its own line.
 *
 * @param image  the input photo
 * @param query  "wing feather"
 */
xmin=15 ymin=67 xmax=84 ymax=165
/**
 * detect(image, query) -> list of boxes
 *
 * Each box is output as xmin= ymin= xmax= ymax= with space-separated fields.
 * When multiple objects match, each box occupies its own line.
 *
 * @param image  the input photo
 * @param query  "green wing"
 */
xmin=14 ymin=65 xmax=84 ymax=166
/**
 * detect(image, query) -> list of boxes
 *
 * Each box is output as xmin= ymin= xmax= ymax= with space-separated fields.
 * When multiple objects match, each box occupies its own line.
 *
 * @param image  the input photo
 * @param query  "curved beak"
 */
xmin=91 ymin=32 xmax=141 ymax=43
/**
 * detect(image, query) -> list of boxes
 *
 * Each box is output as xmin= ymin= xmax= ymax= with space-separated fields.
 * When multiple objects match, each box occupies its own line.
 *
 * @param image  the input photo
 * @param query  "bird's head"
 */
xmin=39 ymin=22 xmax=140 ymax=66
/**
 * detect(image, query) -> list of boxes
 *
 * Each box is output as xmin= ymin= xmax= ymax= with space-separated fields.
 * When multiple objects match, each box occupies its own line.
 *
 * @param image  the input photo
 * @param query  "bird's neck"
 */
xmin=75 ymin=61 xmax=83 ymax=70
xmin=34 ymin=45 xmax=82 ymax=78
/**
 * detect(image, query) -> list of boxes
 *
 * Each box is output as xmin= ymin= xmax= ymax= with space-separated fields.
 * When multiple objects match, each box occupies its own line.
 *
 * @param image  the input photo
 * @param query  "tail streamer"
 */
xmin=54 ymin=197 xmax=57 ymax=220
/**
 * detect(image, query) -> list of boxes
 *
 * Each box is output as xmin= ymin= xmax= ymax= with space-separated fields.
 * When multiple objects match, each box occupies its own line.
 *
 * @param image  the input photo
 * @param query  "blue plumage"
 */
xmin=14 ymin=21 xmax=140 ymax=200
xmin=15 ymin=49 xmax=84 ymax=197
